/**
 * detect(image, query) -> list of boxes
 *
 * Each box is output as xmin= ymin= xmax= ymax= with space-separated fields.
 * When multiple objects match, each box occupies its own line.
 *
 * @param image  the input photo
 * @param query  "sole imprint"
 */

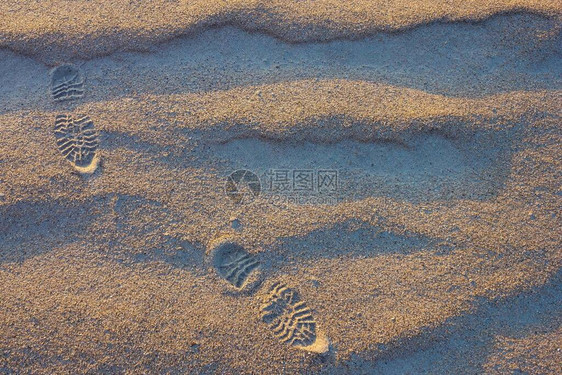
xmin=50 ymin=64 xmax=85 ymax=101
xmin=212 ymin=242 xmax=260 ymax=289
xmin=261 ymin=282 xmax=328 ymax=353
xmin=54 ymin=114 xmax=99 ymax=173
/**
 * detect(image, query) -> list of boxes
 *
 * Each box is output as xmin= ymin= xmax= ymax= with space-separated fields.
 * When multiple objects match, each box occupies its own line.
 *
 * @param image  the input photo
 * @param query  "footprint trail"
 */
xmin=212 ymin=241 xmax=260 ymax=289
xmin=54 ymin=114 xmax=99 ymax=173
xmin=261 ymin=282 xmax=329 ymax=353
xmin=50 ymin=64 xmax=85 ymax=102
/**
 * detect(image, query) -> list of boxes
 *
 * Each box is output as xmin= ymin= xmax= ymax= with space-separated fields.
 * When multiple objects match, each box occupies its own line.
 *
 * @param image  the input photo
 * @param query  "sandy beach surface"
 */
xmin=1 ymin=1 xmax=561 ymax=373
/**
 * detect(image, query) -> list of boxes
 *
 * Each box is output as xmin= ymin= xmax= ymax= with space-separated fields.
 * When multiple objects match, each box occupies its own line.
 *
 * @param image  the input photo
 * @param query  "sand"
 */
xmin=0 ymin=1 xmax=561 ymax=374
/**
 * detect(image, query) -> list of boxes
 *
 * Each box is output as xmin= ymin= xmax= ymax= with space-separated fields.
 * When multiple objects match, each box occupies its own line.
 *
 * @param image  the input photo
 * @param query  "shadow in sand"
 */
xmin=262 ymin=219 xmax=441 ymax=269
xmin=0 ymin=197 xmax=108 ymax=263
xmin=333 ymin=270 xmax=562 ymax=374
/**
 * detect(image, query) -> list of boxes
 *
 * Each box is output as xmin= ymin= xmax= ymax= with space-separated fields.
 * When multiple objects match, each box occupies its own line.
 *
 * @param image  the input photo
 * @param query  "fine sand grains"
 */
xmin=0 ymin=2 xmax=560 ymax=373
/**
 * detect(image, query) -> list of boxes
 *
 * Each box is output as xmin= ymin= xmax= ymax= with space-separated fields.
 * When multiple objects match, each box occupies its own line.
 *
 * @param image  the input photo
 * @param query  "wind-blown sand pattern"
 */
xmin=0 ymin=1 xmax=561 ymax=374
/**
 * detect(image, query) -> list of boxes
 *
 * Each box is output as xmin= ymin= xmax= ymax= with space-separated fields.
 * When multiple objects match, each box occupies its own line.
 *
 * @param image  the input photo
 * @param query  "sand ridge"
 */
xmin=0 ymin=81 xmax=559 ymax=205
xmin=1 ymin=1 xmax=560 ymax=63
xmin=2 ymin=12 xmax=559 ymax=115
